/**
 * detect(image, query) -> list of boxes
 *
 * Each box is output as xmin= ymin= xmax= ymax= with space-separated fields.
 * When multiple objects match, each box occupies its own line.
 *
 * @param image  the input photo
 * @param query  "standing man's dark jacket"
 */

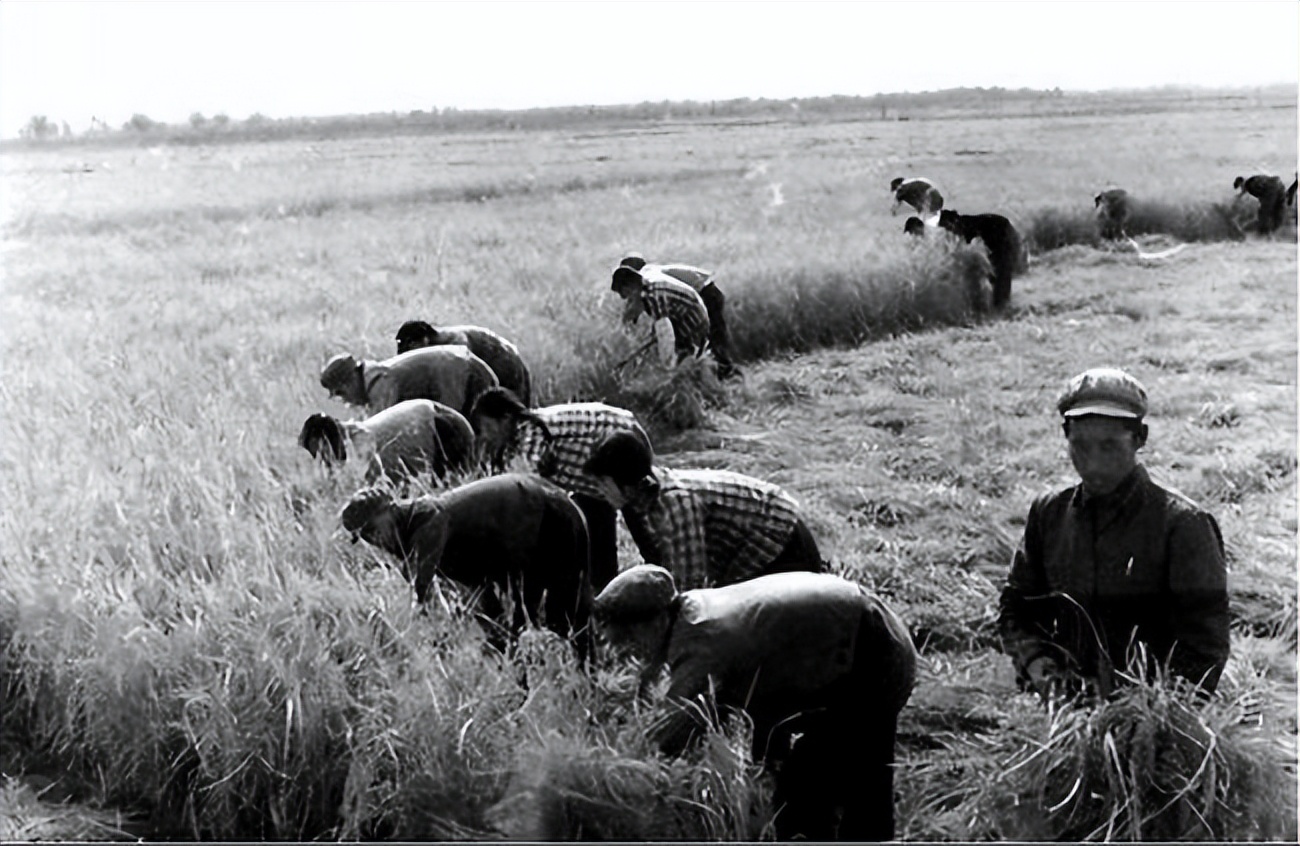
xmin=999 ymin=465 xmax=1229 ymax=695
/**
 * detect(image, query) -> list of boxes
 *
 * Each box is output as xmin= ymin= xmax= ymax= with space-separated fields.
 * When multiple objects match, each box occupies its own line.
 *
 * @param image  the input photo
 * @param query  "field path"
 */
xmin=650 ymin=241 xmax=1298 ymax=820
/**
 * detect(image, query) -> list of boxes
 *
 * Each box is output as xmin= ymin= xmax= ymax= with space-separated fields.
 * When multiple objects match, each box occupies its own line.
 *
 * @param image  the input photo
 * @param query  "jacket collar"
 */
xmin=1071 ymin=464 xmax=1150 ymax=511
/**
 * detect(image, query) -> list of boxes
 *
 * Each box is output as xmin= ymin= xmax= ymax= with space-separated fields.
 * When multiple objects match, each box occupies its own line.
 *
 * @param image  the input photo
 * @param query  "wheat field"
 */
xmin=1 ymin=88 xmax=1296 ymax=840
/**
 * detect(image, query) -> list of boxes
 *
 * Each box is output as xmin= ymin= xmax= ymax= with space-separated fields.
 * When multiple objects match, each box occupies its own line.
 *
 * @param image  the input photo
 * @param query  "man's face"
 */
xmin=358 ymin=509 xmax=400 ymax=551
xmin=328 ymin=370 xmax=366 ymax=407
xmin=1066 ymin=416 xmax=1142 ymax=496
xmin=303 ymin=433 xmax=331 ymax=463
xmin=613 ymin=280 xmax=642 ymax=306
xmin=621 ymin=295 xmax=644 ymax=326
xmin=598 ymin=614 xmax=668 ymax=667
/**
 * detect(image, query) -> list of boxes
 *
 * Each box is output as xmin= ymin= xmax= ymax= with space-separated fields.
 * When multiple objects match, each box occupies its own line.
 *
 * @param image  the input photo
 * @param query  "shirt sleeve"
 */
xmin=407 ymin=512 xmax=451 ymax=604
xmin=1165 ymin=510 xmax=1230 ymax=693
xmin=997 ymin=498 xmax=1056 ymax=678
xmin=653 ymin=317 xmax=676 ymax=366
xmin=515 ymin=423 xmax=551 ymax=474
xmin=659 ymin=490 xmax=710 ymax=589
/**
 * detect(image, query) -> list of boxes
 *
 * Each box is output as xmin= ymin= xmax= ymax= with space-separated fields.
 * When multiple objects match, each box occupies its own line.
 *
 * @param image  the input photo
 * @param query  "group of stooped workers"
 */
xmin=300 ymin=249 xmax=1230 ymax=841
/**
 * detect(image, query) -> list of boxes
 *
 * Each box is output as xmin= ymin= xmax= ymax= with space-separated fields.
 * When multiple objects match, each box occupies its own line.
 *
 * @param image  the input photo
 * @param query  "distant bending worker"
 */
xmin=890 ymin=176 xmax=944 ymax=218
xmin=1094 ymin=187 xmax=1130 ymax=241
xmin=610 ymin=265 xmax=710 ymax=368
xmin=595 ymin=566 xmax=917 ymax=841
xmin=395 ymin=320 xmax=532 ymax=406
xmin=582 ymin=432 xmax=825 ymax=590
xmin=620 ymin=255 xmax=739 ymax=379
xmin=1233 ymin=174 xmax=1287 ymax=234
xmin=998 ymin=367 xmax=1230 ymax=703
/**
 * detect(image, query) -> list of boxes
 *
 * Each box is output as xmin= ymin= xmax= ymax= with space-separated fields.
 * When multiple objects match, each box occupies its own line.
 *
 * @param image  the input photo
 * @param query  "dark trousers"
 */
xmin=1258 ymin=190 xmax=1285 ymax=234
xmin=698 ymin=282 xmax=739 ymax=378
xmin=572 ymin=493 xmax=618 ymax=593
xmin=763 ymin=519 xmax=826 ymax=576
xmin=766 ymin=609 xmax=915 ymax=841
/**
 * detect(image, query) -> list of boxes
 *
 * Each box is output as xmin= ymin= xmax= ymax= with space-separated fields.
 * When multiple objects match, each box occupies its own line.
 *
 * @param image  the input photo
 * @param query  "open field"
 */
xmin=2 ymin=91 xmax=1296 ymax=839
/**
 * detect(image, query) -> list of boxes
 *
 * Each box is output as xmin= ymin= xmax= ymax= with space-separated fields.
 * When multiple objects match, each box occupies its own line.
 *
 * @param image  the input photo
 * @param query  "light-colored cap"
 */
xmin=594 ymin=564 xmax=677 ymax=622
xmin=1057 ymin=367 xmax=1148 ymax=419
xmin=320 ymin=353 xmax=359 ymax=391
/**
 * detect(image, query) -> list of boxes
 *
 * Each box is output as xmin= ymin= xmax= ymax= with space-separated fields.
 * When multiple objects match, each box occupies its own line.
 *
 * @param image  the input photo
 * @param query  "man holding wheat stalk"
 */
xmin=610 ymin=264 xmax=711 ymax=370
xmin=593 ymin=564 xmax=917 ymax=841
xmin=998 ymin=368 xmax=1230 ymax=704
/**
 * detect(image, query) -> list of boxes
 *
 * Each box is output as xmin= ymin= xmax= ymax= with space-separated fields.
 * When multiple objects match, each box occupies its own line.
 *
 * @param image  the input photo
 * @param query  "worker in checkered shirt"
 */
xmin=582 ymin=432 xmax=825 ymax=590
xmin=610 ymin=265 xmax=710 ymax=367
xmin=468 ymin=387 xmax=654 ymax=591
xmin=619 ymin=254 xmax=739 ymax=379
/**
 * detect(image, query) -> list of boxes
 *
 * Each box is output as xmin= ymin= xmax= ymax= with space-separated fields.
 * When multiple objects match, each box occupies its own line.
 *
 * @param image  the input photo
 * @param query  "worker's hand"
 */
xmin=1025 ymin=655 xmax=1065 ymax=702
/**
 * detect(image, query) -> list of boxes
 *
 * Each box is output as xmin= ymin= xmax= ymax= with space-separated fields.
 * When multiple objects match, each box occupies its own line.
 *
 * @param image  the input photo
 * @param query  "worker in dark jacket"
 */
xmin=1233 ymin=174 xmax=1288 ymax=234
xmin=619 ymin=255 xmax=739 ymax=379
xmin=1094 ymin=187 xmax=1131 ymax=240
xmin=341 ymin=474 xmax=593 ymax=656
xmin=395 ymin=320 xmax=532 ymax=406
xmin=998 ymin=367 xmax=1230 ymax=703
xmin=320 ymin=345 xmax=498 ymax=419
xmin=468 ymin=387 xmax=653 ymax=591
xmin=583 ymin=432 xmax=825 ymax=590
xmin=595 ymin=565 xmax=917 ymax=841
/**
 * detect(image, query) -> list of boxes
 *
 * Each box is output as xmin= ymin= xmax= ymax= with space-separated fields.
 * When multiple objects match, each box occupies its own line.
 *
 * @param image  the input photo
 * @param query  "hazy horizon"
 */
xmin=2 ymin=0 xmax=1296 ymax=139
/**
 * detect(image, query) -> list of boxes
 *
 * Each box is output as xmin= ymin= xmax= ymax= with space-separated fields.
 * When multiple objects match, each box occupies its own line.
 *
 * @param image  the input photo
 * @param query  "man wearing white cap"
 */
xmin=319 ymin=345 xmax=498 ymax=419
xmin=998 ymin=368 xmax=1230 ymax=703
xmin=594 ymin=565 xmax=916 ymax=841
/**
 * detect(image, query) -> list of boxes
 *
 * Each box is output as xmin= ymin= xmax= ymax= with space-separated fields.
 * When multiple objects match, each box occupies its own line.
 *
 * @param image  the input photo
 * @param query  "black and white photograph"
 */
xmin=1 ymin=1 xmax=1296 ymax=840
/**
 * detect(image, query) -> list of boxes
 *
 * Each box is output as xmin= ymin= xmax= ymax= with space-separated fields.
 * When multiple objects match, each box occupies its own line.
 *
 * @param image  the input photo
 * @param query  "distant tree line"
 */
xmin=9 ymin=84 xmax=1295 ymax=150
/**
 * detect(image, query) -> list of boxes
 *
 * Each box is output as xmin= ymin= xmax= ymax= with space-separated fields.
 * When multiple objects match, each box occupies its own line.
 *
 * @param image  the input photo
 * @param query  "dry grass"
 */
xmin=2 ymin=92 xmax=1295 ymax=839
xmin=979 ymin=671 xmax=1297 ymax=842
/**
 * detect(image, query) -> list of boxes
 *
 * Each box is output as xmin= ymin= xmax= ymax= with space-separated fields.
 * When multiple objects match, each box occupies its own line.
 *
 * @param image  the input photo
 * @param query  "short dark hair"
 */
xmin=299 ymin=413 xmax=347 ymax=461
xmin=583 ymin=431 xmax=653 ymax=487
xmin=469 ymin=386 xmax=527 ymax=426
xmin=903 ymin=217 xmax=926 ymax=236
xmin=620 ymin=254 xmax=647 ymax=271
xmin=395 ymin=320 xmax=438 ymax=351
xmin=611 ymin=266 xmax=643 ymax=292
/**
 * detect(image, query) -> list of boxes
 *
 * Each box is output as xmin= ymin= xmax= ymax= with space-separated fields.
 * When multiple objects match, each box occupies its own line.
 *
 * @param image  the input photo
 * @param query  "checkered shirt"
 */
xmin=508 ymin=403 xmax=650 ymax=500
xmin=632 ymin=467 xmax=801 ymax=590
xmin=645 ymin=263 xmax=714 ymax=293
xmin=641 ymin=275 xmax=709 ymax=353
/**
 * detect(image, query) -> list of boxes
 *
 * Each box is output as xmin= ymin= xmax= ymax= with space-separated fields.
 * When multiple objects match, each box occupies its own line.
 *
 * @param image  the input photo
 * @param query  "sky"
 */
xmin=1 ymin=1 xmax=1296 ymax=138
